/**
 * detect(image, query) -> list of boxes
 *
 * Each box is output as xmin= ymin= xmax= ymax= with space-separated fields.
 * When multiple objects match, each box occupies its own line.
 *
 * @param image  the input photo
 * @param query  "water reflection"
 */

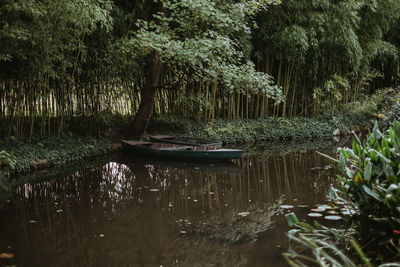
xmin=0 ymin=148 xmax=336 ymax=266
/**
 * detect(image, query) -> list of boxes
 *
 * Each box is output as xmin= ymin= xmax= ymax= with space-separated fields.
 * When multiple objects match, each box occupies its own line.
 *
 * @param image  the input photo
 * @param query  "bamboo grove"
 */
xmin=1 ymin=0 xmax=400 ymax=139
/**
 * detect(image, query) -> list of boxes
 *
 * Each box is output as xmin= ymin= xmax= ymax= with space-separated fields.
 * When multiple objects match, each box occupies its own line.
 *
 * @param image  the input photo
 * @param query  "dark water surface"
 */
xmin=0 ymin=141 xmax=342 ymax=267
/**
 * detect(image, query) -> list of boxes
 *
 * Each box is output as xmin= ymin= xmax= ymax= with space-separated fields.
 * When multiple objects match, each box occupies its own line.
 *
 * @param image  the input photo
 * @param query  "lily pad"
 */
xmin=324 ymin=215 xmax=342 ymax=221
xmin=316 ymin=205 xmax=331 ymax=211
xmin=307 ymin=212 xmax=323 ymax=217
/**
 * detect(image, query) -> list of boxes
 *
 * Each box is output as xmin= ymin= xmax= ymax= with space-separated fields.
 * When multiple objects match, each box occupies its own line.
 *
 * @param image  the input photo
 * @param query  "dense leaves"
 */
xmin=0 ymin=0 xmax=399 ymax=139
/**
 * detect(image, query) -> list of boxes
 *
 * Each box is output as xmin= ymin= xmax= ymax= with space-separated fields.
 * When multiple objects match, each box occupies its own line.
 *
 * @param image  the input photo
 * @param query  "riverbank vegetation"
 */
xmin=285 ymin=121 xmax=400 ymax=266
xmin=0 ymin=135 xmax=111 ymax=176
xmin=1 ymin=0 xmax=399 ymax=140
xmin=1 ymin=0 xmax=400 ymax=263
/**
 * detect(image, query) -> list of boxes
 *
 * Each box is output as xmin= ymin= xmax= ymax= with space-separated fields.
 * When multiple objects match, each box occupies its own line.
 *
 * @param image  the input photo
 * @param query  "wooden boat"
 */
xmin=149 ymin=135 xmax=222 ymax=148
xmin=121 ymin=140 xmax=242 ymax=161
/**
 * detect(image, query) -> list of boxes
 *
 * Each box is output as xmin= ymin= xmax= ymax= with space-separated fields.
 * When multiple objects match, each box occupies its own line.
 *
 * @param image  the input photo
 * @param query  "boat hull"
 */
xmin=121 ymin=140 xmax=242 ymax=161
xmin=149 ymin=135 xmax=222 ymax=148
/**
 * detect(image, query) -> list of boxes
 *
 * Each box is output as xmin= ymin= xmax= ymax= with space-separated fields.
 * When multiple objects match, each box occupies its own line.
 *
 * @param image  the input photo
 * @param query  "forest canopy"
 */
xmin=0 ymin=0 xmax=399 ymax=138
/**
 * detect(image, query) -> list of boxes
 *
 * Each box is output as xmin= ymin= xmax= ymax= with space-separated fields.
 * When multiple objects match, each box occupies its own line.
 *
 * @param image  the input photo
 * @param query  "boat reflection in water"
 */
xmin=118 ymin=154 xmax=243 ymax=175
xmin=2 ymin=149 xmax=336 ymax=266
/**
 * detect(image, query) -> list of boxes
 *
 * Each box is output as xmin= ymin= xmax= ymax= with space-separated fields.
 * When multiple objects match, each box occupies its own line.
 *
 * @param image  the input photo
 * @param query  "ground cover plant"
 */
xmin=0 ymin=134 xmax=111 ymax=175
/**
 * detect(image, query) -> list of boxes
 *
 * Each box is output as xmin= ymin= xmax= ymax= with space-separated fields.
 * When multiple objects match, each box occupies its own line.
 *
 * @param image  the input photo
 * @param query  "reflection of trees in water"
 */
xmin=144 ymin=150 xmax=334 ymax=219
xmin=6 ymin=150 xmax=335 ymax=266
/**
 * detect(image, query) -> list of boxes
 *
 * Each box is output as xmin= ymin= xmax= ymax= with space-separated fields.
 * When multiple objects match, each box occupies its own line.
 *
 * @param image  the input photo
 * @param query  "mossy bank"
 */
xmin=0 ymin=134 xmax=111 ymax=177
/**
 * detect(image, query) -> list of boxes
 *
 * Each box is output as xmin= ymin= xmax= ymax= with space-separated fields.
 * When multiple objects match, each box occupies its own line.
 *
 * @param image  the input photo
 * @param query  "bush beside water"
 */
xmin=285 ymin=120 xmax=400 ymax=266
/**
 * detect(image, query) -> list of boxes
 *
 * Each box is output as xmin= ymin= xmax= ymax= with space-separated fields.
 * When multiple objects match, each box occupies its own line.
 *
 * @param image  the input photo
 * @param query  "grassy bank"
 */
xmin=147 ymin=114 xmax=373 ymax=145
xmin=0 ymin=134 xmax=111 ymax=176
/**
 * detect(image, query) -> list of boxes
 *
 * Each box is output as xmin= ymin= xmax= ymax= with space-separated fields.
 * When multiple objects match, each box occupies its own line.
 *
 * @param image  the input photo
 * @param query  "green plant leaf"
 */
xmin=363 ymin=185 xmax=381 ymax=202
xmin=285 ymin=212 xmax=299 ymax=227
xmin=339 ymin=152 xmax=346 ymax=170
xmin=364 ymin=158 xmax=372 ymax=182
xmin=353 ymin=139 xmax=361 ymax=156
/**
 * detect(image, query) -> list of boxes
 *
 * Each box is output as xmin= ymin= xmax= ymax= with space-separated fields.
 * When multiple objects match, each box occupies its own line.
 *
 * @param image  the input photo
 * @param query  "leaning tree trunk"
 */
xmin=129 ymin=50 xmax=162 ymax=137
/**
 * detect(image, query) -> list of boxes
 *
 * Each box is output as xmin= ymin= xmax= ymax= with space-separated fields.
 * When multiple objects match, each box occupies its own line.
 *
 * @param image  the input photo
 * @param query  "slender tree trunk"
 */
xmin=129 ymin=50 xmax=162 ymax=137
xmin=128 ymin=1 xmax=165 ymax=137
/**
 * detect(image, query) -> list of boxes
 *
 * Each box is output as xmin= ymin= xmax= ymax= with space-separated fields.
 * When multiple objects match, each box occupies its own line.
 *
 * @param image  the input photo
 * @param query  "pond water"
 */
xmin=0 ymin=141 xmax=343 ymax=266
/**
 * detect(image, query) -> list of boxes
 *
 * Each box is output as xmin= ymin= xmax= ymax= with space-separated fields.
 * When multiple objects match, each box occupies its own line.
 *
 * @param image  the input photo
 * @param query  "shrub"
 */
xmin=331 ymin=120 xmax=400 ymax=248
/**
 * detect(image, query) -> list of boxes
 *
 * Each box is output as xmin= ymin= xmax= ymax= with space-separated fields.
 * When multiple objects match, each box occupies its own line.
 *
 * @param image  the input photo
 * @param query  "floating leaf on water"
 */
xmin=29 ymin=220 xmax=37 ymax=223
xmin=180 ymin=231 xmax=187 ymax=234
xmin=297 ymin=205 xmax=309 ymax=208
xmin=238 ymin=212 xmax=250 ymax=217
xmin=150 ymin=189 xmax=159 ymax=192
xmin=209 ymin=192 xmax=215 ymax=195
xmin=341 ymin=209 xmax=351 ymax=216
xmin=193 ymin=199 xmax=198 ymax=202
xmin=187 ymin=197 xmax=191 ymax=199
xmin=99 ymin=234 xmax=104 ymax=237
xmin=143 ymin=186 xmax=149 ymax=189
xmin=280 ymin=205 xmax=294 ymax=209
xmin=340 ymin=208 xmax=356 ymax=216
xmin=307 ymin=213 xmax=323 ymax=217
xmin=0 ymin=253 xmax=14 ymax=259
xmin=310 ymin=208 xmax=321 ymax=212
xmin=316 ymin=205 xmax=331 ymax=211
xmin=195 ymin=167 xmax=199 ymax=170
xmin=324 ymin=215 xmax=342 ymax=221
xmin=327 ymin=210 xmax=337 ymax=215
xmin=56 ymin=209 xmax=63 ymax=213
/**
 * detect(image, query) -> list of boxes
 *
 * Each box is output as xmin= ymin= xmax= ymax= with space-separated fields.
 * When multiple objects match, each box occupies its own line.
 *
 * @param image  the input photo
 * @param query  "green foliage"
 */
xmin=332 ymin=120 xmax=400 ymax=249
xmin=313 ymin=75 xmax=351 ymax=114
xmin=127 ymin=0 xmax=283 ymax=98
xmin=148 ymin=114 xmax=371 ymax=145
xmin=284 ymin=213 xmax=375 ymax=267
xmin=254 ymin=0 xmax=400 ymax=116
xmin=384 ymin=102 xmax=400 ymax=128
xmin=0 ymin=150 xmax=15 ymax=210
xmin=147 ymin=116 xmax=193 ymax=134
xmin=0 ymin=150 xmax=16 ymax=174
xmin=0 ymin=0 xmax=113 ymax=78
xmin=0 ymin=134 xmax=111 ymax=175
